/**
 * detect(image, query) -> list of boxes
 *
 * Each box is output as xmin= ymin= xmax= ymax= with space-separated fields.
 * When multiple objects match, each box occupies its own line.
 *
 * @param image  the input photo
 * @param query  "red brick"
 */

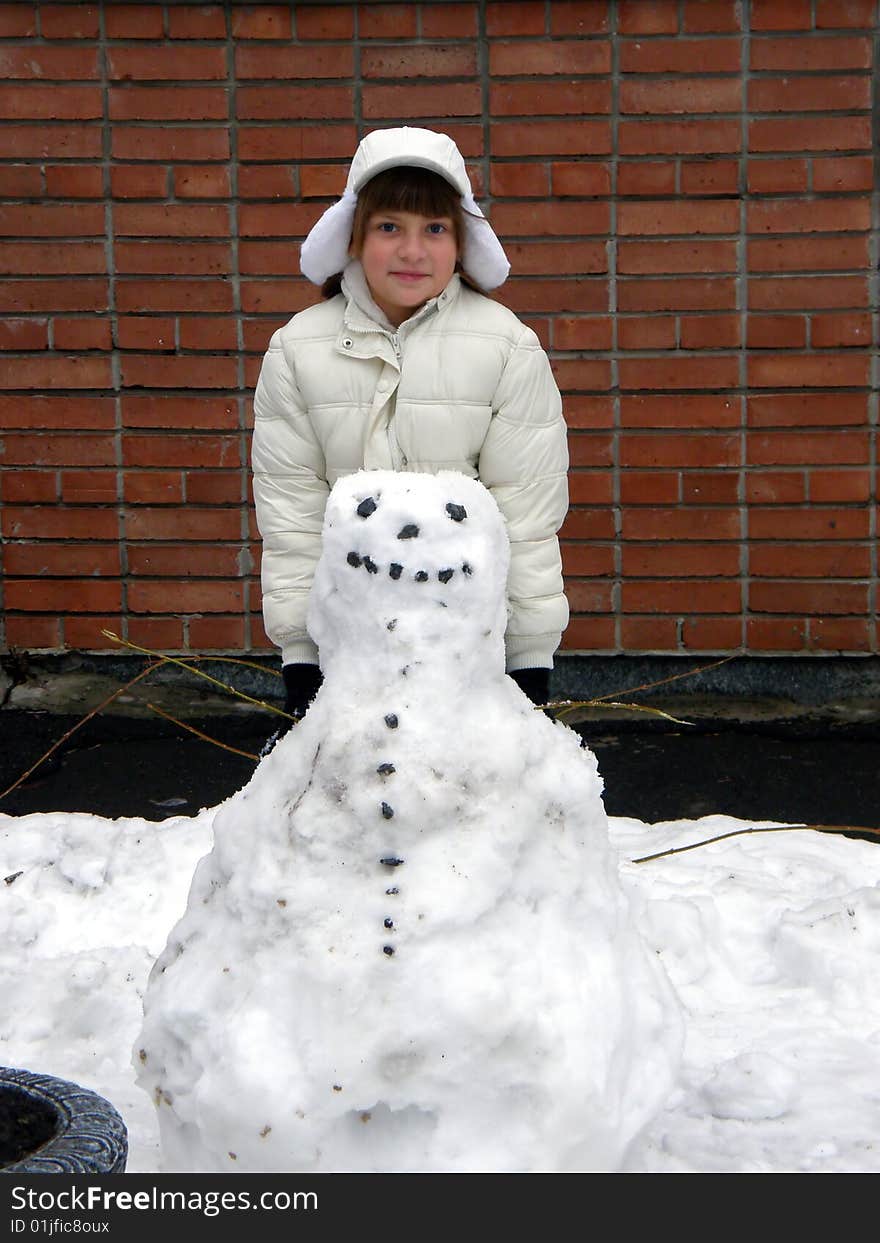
xmin=123 ymin=471 xmax=184 ymax=504
xmin=61 ymin=470 xmax=117 ymax=503
xmin=111 ymin=165 xmax=168 ymax=198
xmin=129 ymin=581 xmax=244 ymax=614
xmin=114 ymin=204 xmax=230 ymax=238
xmin=746 ymin=617 xmax=805 ymax=650
xmin=238 ymin=125 xmax=357 ymax=161
xmin=2 ymin=165 xmax=44 ymax=196
xmin=550 ymin=359 xmax=612 ymax=392
xmin=748 ymin=276 xmax=868 ymax=310
xmin=682 ymin=471 xmax=740 ymax=504
xmin=109 ymin=86 xmax=229 ymax=121
xmin=121 ymin=356 xmax=238 ymax=390
xmin=45 ymin=166 xmax=104 ymax=198
xmin=108 ymin=47 xmax=227 ymax=80
xmin=0 ymin=470 xmax=57 ymax=503
xmin=559 ymin=509 xmax=616 ymax=540
xmin=178 ymin=318 xmax=239 ymax=351
xmin=750 ymin=544 xmax=870 ymax=577
xmin=2 ymin=506 xmax=117 ymax=540
xmin=242 ymin=318 xmax=288 ymax=351
xmin=0 ymin=318 xmax=48 ymax=350
xmin=683 ymin=1 xmax=741 ymax=32
xmin=745 ymin=471 xmax=806 ymax=503
xmin=747 ymin=314 xmax=807 ymax=349
xmin=812 ymin=156 xmax=874 ymax=192
xmin=237 ymin=44 xmax=354 ymax=78
xmin=422 ymin=3 xmax=478 ymax=37
xmin=4 ymin=616 xmax=62 ymax=649
xmin=115 ymin=317 xmax=174 ymax=350
xmin=815 ymin=0 xmax=876 ymax=26
xmin=0 ymin=46 xmax=99 ymax=78
xmin=236 ymin=85 xmax=353 ymax=120
xmin=0 ymin=204 xmax=104 ymax=238
xmin=129 ymin=544 xmax=242 ymax=576
xmin=105 ymin=4 xmax=164 ymax=37
xmin=617 ymin=163 xmax=676 ymax=198
xmin=491 ymin=201 xmax=610 ymax=235
xmin=490 ymin=163 xmax=550 ymax=198
xmin=750 ymin=116 xmax=872 ymax=152
xmin=747 ymin=158 xmax=808 ymax=193
xmin=550 ymin=2 xmax=610 ymax=34
xmin=237 ymin=166 xmax=298 ymax=200
xmin=748 ymin=354 xmax=870 ymax=389
xmin=808 ymin=618 xmax=871 ymax=653
xmin=620 ymin=617 xmax=679 ymax=650
xmin=0 ymin=279 xmax=109 ymax=313
xmin=750 ymin=581 xmax=867 ymax=615
xmin=680 ymin=160 xmax=739 ymax=196
xmin=622 ymin=394 xmax=741 ymax=428
xmin=239 ymin=203 xmax=325 ymax=239
xmin=618 ymin=241 xmax=736 ymax=275
xmin=745 ymin=392 xmax=870 ymax=427
xmin=117 ymin=280 xmax=234 ymax=313
xmin=501 ymin=279 xmax=609 ymax=317
xmin=561 ymin=544 xmax=615 ymax=577
xmin=750 ymin=74 xmax=871 ymax=112
xmin=125 ymin=508 xmax=241 ymax=541
xmin=621 ymin=78 xmax=741 ymax=114
xmin=682 ymin=617 xmax=743 ymax=649
xmin=0 ymin=4 xmax=36 ymax=36
xmin=52 ymin=318 xmax=112 ymax=350
xmin=238 ymin=241 xmax=300 ymax=277
xmin=0 ymin=85 xmax=101 ymax=119
xmin=489 ymin=40 xmax=610 ymax=76
xmin=167 ymin=5 xmax=227 ymax=38
xmin=2 ymin=432 xmax=114 ymax=466
xmin=173 ymin=166 xmax=233 ymax=199
xmin=622 ymin=508 xmax=741 ymax=540
xmin=4 ymin=542 xmax=119 ymax=577
xmin=621 ymin=433 xmax=740 ymax=469
xmin=566 ymin=579 xmax=614 ymax=613
xmin=560 ymin=617 xmax=615 ymax=651
xmin=623 ymin=581 xmax=742 ymax=613
xmin=619 ymin=37 xmax=741 ymax=72
xmin=619 ymin=472 xmax=680 ymax=504
xmin=490 ymin=81 xmax=611 ymax=117
xmin=0 ymin=242 xmax=106 ymax=275
xmin=563 ymin=396 xmax=614 ymax=430
xmin=751 ymin=0 xmax=813 ymax=29
xmin=122 ymin=395 xmax=238 ymax=429
xmin=123 ymin=434 xmax=240 ymax=470
xmin=127 ymin=617 xmax=185 ymax=649
xmin=1 ymin=356 xmax=111 ymax=390
xmin=189 ymin=617 xmax=247 ymax=650
xmin=295 ymin=6 xmax=354 ymax=38
xmin=491 ymin=120 xmax=612 ymax=157
xmin=364 ymin=82 xmax=482 ymax=119
xmin=748 ymin=199 xmax=871 ymax=235
xmin=748 ymin=507 xmax=869 ymax=539
xmin=619 ymin=0 xmax=679 ymax=33
xmin=554 ymin=317 xmax=613 ymax=351
xmin=231 ymin=4 xmax=292 ymax=38
xmin=619 ymin=119 xmax=741 ymax=155
xmin=618 ymin=316 xmax=677 ymax=350
xmin=619 ymin=357 xmax=739 ymax=391
xmin=550 ymin=162 xmax=611 ymax=197
xmin=809 ymin=469 xmax=872 ymax=502
xmin=185 ymin=471 xmax=243 ymax=504
xmin=0 ymin=123 xmax=101 ymax=159
xmin=241 ymin=280 xmax=317 ymax=315
xmin=360 ymin=3 xmax=418 ymax=36
xmin=619 ymin=200 xmax=739 ymax=236
xmin=115 ymin=241 xmax=230 ymax=275
xmin=810 ymin=313 xmax=872 ymax=348
xmin=5 ymin=579 xmax=122 ymax=612
xmin=750 ymin=35 xmax=872 ymax=69
xmin=504 ymin=241 xmax=606 ymax=275
xmin=486 ymin=0 xmax=544 ymax=33
xmin=41 ymin=3 xmax=100 ymax=36
xmin=65 ymin=616 xmax=126 ymax=649
xmin=680 ymin=315 xmax=741 ymax=348
xmin=0 ymin=394 xmax=115 ymax=430
xmin=298 ymin=164 xmax=347 ymax=199
xmin=622 ymin=544 xmax=741 ymax=577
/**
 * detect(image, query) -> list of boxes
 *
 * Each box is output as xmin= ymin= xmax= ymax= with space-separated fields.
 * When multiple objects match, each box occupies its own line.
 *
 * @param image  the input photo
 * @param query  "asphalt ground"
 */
xmin=1 ymin=707 xmax=878 ymax=840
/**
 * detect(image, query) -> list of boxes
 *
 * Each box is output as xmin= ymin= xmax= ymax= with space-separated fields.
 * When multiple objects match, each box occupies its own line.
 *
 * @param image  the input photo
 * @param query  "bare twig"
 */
xmin=591 ymin=654 xmax=737 ymax=704
xmin=146 ymin=703 xmax=261 ymax=762
xmin=632 ymin=821 xmax=880 ymax=864
xmin=0 ymin=659 xmax=168 ymax=803
xmin=546 ymin=699 xmax=692 ymax=726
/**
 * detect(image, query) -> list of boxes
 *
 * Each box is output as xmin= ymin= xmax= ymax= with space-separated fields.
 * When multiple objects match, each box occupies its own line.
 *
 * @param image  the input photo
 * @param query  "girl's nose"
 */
xmin=397 ymin=228 xmax=427 ymax=259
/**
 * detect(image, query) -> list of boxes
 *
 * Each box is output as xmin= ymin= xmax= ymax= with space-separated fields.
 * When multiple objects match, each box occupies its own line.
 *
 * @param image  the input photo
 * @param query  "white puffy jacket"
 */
xmin=251 ymin=262 xmax=569 ymax=671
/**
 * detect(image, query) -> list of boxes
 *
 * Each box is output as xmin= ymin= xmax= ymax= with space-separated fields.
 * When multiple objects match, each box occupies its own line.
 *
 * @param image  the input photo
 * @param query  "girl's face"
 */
xmin=357 ymin=209 xmax=458 ymax=327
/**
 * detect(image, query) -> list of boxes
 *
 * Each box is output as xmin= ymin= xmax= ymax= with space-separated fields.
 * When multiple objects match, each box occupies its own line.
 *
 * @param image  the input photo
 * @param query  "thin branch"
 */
xmin=145 ymin=703 xmax=261 ymax=762
xmin=0 ymin=659 xmax=169 ymax=803
xmin=547 ymin=699 xmax=692 ymax=726
xmin=632 ymin=821 xmax=880 ymax=864
xmin=590 ymin=654 xmax=737 ymax=704
xmin=101 ymin=631 xmax=292 ymax=720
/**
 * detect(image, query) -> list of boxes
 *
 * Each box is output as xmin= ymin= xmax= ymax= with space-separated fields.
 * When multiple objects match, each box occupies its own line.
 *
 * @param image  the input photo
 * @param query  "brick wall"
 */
xmin=0 ymin=0 xmax=877 ymax=661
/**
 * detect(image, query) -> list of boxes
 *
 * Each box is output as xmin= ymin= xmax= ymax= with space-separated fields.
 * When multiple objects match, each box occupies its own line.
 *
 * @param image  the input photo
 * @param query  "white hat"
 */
xmin=299 ymin=127 xmax=511 ymax=291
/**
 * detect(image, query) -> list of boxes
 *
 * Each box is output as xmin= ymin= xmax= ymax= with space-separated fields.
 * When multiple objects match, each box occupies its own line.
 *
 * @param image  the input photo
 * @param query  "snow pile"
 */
xmin=133 ymin=471 xmax=682 ymax=1172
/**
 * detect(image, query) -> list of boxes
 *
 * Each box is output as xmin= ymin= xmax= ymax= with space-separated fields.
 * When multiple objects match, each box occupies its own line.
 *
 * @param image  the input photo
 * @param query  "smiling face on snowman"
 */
xmin=307 ymin=470 xmax=510 ymax=679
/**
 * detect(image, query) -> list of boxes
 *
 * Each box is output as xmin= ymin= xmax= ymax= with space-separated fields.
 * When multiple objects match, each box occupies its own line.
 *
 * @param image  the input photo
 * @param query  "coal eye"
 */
xmin=446 ymin=503 xmax=467 ymax=522
xmin=397 ymin=523 xmax=419 ymax=539
xmin=357 ymin=497 xmax=377 ymax=518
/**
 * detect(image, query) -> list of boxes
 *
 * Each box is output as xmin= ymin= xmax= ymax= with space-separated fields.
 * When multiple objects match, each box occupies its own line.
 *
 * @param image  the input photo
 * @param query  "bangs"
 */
xmin=360 ymin=166 xmax=461 ymax=221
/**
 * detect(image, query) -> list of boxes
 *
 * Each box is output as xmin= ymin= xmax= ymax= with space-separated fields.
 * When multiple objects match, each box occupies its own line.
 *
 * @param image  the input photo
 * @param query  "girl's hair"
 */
xmin=321 ymin=165 xmax=483 ymax=298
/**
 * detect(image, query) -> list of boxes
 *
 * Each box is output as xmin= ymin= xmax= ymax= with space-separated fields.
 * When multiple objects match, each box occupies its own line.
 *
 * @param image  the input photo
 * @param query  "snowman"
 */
xmin=135 ymin=470 xmax=681 ymax=1173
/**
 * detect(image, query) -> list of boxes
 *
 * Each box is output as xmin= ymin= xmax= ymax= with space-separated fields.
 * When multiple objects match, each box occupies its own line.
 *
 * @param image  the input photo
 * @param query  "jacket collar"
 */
xmin=340 ymin=259 xmax=461 ymax=341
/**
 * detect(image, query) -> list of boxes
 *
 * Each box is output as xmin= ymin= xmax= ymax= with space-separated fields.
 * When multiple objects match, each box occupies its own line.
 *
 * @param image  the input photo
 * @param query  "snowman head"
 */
xmin=308 ymin=470 xmax=510 ymax=678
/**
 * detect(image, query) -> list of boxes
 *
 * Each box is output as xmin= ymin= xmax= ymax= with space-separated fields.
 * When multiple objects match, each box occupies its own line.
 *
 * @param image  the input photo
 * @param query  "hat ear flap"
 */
xmin=460 ymin=193 xmax=511 ymax=291
xmin=299 ymin=189 xmax=358 ymax=285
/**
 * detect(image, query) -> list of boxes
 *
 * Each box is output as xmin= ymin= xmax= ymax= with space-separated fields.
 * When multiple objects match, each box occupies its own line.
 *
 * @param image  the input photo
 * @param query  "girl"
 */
xmin=252 ymin=127 xmax=569 ymax=732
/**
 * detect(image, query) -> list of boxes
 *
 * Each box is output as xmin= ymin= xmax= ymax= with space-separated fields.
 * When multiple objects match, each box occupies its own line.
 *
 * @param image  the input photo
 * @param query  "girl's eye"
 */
xmin=427 ymin=223 xmax=447 ymax=235
xmin=377 ymin=221 xmax=397 ymax=233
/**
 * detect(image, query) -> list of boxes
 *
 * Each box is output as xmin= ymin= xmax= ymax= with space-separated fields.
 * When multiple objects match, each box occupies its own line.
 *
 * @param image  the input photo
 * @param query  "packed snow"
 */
xmin=2 ymin=472 xmax=879 ymax=1173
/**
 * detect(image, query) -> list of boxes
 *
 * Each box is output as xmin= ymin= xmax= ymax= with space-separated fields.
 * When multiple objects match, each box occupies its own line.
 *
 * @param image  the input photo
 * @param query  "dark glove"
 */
xmin=509 ymin=667 xmax=551 ymax=706
xmin=260 ymin=663 xmax=323 ymax=757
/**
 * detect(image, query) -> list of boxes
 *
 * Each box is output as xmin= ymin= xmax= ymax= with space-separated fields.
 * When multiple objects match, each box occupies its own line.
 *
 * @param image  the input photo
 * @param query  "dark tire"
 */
xmin=0 ymin=1067 xmax=128 ymax=1174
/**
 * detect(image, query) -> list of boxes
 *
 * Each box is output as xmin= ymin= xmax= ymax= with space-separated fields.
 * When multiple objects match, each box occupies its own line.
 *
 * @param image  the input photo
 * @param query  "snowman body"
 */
xmin=135 ymin=470 xmax=680 ymax=1172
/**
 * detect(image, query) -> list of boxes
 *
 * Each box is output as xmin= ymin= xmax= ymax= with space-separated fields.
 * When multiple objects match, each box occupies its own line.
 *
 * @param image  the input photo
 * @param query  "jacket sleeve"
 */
xmin=477 ymin=324 xmax=569 ymax=671
xmin=251 ymin=329 xmax=329 ymax=666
